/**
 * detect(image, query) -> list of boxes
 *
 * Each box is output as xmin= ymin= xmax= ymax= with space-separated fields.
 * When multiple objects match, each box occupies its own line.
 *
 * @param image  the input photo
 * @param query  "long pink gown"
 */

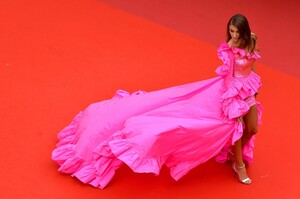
xmin=52 ymin=42 xmax=262 ymax=189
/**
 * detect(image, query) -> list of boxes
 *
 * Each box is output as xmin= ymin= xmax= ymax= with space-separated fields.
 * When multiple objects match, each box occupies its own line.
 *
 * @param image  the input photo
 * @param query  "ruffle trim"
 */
xmin=215 ymin=42 xmax=261 ymax=77
xmin=220 ymin=42 xmax=261 ymax=60
xmin=52 ymin=90 xmax=150 ymax=189
xmin=215 ymin=102 xmax=262 ymax=164
xmin=221 ymin=72 xmax=262 ymax=120
xmin=52 ymin=110 xmax=201 ymax=187
xmin=108 ymin=137 xmax=200 ymax=181
xmin=52 ymin=72 xmax=262 ymax=188
xmin=215 ymin=42 xmax=232 ymax=76
xmin=52 ymin=112 xmax=124 ymax=189
xmin=109 ymin=139 xmax=164 ymax=175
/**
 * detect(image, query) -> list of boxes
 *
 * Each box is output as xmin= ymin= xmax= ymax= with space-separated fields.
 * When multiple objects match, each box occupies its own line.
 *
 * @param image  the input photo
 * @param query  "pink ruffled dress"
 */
xmin=52 ymin=42 xmax=262 ymax=189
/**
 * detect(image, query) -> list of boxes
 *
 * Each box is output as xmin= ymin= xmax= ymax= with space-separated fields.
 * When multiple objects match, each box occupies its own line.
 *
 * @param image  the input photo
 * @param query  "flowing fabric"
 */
xmin=52 ymin=42 xmax=262 ymax=189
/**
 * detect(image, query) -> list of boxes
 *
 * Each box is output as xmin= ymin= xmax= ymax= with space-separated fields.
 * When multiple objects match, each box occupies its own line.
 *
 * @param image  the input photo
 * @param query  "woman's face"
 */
xmin=229 ymin=25 xmax=240 ymax=43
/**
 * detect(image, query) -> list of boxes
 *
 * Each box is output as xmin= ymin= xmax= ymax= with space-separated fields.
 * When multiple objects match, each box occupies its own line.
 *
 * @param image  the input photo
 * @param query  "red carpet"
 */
xmin=100 ymin=0 xmax=300 ymax=77
xmin=0 ymin=0 xmax=299 ymax=198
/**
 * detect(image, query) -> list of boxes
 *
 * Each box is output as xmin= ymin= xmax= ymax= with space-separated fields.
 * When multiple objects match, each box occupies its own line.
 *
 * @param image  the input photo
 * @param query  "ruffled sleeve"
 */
xmin=215 ymin=42 xmax=261 ymax=77
xmin=215 ymin=42 xmax=234 ymax=76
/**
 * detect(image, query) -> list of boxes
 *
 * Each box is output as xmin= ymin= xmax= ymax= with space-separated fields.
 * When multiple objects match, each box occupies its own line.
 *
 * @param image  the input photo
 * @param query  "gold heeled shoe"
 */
xmin=232 ymin=163 xmax=252 ymax=185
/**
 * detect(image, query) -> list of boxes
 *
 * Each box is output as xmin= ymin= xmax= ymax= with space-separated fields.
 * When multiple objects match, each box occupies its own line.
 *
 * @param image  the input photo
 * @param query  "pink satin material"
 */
xmin=52 ymin=42 xmax=262 ymax=189
xmin=234 ymin=56 xmax=255 ymax=77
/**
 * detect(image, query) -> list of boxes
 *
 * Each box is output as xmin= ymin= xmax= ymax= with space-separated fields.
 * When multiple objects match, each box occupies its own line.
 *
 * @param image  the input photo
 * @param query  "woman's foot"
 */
xmin=232 ymin=163 xmax=252 ymax=185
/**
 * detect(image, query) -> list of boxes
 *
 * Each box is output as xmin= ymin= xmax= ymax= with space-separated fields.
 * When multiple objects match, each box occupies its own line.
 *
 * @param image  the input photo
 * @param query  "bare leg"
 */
xmin=242 ymin=105 xmax=258 ymax=147
xmin=232 ymin=138 xmax=251 ymax=184
xmin=232 ymin=104 xmax=258 ymax=184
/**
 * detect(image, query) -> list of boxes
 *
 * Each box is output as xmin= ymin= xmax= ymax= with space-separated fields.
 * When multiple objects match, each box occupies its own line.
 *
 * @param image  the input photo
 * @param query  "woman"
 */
xmin=52 ymin=14 xmax=261 ymax=188
xmin=223 ymin=14 xmax=261 ymax=184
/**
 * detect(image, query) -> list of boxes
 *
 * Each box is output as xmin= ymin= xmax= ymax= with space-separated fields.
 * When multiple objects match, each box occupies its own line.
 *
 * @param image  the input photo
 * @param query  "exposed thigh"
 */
xmin=243 ymin=104 xmax=258 ymax=132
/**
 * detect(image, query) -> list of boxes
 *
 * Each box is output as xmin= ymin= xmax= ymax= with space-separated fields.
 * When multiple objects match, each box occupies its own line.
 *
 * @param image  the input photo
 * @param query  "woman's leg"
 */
xmin=232 ymin=138 xmax=251 ymax=184
xmin=232 ymin=104 xmax=258 ymax=184
xmin=242 ymin=104 xmax=258 ymax=147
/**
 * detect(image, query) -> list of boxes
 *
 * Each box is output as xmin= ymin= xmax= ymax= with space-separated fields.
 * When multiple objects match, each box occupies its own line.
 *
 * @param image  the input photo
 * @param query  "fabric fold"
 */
xmin=52 ymin=41 xmax=262 ymax=189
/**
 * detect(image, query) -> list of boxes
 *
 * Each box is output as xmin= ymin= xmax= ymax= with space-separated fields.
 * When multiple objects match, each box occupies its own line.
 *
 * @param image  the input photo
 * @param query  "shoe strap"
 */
xmin=236 ymin=163 xmax=246 ymax=169
xmin=241 ymin=177 xmax=251 ymax=183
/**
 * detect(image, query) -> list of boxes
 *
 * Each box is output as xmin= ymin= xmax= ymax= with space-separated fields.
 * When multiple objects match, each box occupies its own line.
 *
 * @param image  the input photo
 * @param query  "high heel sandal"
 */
xmin=232 ymin=163 xmax=252 ymax=185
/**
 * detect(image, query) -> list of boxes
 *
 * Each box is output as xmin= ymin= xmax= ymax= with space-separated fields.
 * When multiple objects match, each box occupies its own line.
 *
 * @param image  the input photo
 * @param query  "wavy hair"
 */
xmin=226 ymin=14 xmax=257 ymax=53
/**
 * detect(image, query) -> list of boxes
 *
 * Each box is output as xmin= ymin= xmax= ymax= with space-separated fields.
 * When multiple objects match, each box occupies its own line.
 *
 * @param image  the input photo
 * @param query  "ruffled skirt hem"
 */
xmin=52 ymin=74 xmax=262 ymax=189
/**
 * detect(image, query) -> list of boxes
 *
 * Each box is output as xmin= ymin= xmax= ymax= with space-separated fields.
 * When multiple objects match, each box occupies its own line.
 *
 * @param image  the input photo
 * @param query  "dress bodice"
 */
xmin=233 ymin=55 xmax=255 ymax=77
xmin=215 ymin=42 xmax=261 ymax=79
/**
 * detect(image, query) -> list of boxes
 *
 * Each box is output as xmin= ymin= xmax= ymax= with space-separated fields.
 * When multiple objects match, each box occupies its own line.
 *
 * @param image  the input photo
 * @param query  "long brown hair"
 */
xmin=226 ymin=14 xmax=257 ymax=53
